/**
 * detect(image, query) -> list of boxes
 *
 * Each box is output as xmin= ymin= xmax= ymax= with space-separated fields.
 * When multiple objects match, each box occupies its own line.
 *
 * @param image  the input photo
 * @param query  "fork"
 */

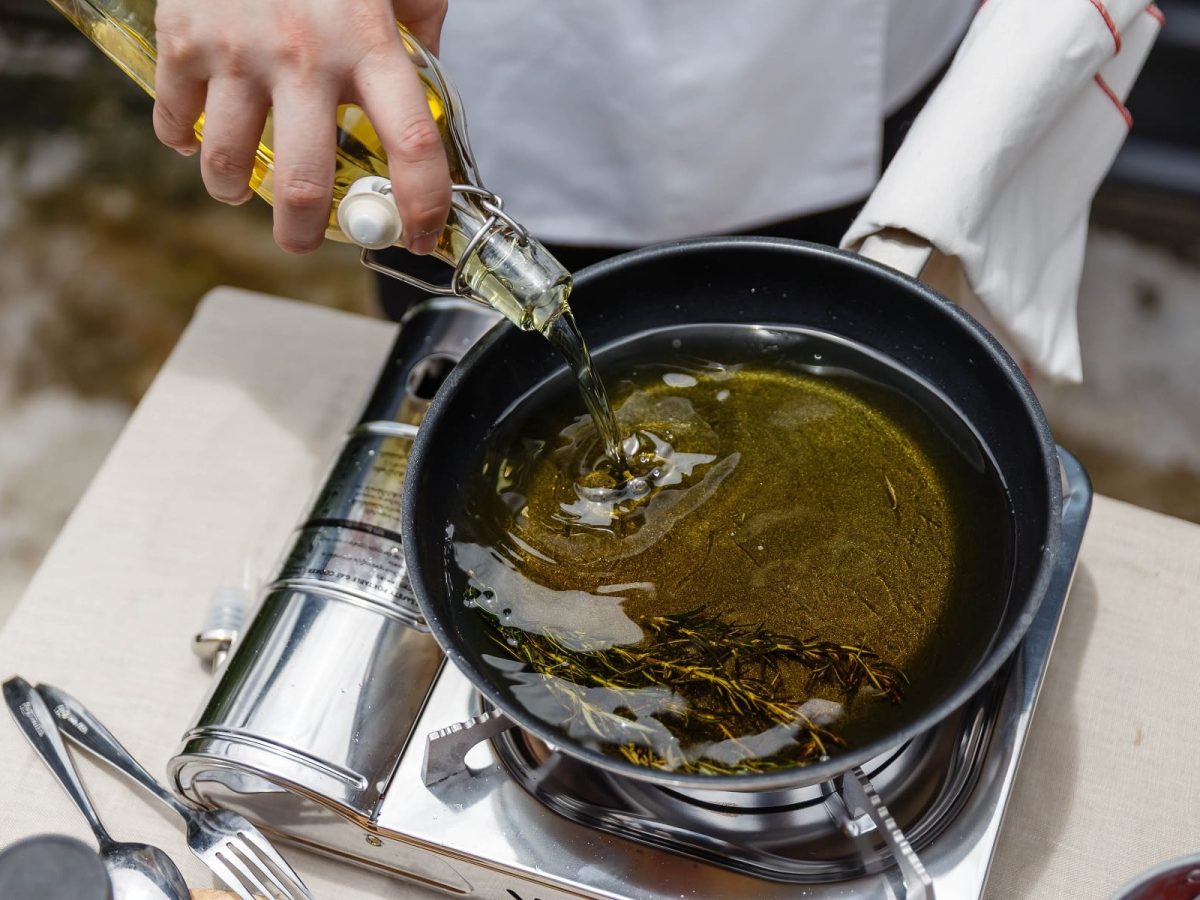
xmin=36 ymin=682 xmax=315 ymax=900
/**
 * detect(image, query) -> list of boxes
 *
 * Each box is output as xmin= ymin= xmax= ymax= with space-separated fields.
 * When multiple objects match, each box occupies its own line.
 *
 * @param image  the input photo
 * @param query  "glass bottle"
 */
xmin=44 ymin=0 xmax=571 ymax=334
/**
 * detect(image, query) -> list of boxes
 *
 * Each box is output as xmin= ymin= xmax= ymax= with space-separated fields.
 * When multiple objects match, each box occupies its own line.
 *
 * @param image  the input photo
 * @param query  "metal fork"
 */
xmin=36 ymin=683 xmax=315 ymax=900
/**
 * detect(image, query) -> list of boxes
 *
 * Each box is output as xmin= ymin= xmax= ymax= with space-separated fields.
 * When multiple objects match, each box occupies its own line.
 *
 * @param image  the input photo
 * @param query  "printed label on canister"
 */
xmin=279 ymin=523 xmax=419 ymax=612
xmin=308 ymin=433 xmax=413 ymax=531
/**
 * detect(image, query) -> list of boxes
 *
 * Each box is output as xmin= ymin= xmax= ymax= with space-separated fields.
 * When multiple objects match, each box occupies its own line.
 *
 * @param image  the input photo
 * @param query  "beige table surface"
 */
xmin=1 ymin=288 xmax=1198 ymax=899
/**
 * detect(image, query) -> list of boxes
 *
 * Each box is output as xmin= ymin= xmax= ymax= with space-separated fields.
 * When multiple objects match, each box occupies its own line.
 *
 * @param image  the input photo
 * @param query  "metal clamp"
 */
xmin=360 ymin=184 xmax=530 ymax=304
xmin=421 ymin=708 xmax=516 ymax=786
xmin=836 ymin=765 xmax=934 ymax=899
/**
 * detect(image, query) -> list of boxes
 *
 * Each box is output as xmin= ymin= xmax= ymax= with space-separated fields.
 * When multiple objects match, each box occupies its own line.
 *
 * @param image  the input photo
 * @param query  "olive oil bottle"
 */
xmin=45 ymin=0 xmax=572 ymax=335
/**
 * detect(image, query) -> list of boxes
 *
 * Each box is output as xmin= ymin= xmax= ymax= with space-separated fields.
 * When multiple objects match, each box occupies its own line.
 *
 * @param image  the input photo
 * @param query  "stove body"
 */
xmin=170 ymin=300 xmax=1092 ymax=900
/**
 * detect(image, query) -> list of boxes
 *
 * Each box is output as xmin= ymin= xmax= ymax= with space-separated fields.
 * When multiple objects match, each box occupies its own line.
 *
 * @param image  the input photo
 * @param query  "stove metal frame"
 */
xmin=169 ymin=299 xmax=1092 ymax=900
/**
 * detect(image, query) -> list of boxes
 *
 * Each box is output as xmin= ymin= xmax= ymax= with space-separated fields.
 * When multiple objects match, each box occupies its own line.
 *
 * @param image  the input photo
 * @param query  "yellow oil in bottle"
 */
xmin=46 ymin=0 xmax=573 ymax=335
xmin=46 ymin=1 xmax=462 ymax=232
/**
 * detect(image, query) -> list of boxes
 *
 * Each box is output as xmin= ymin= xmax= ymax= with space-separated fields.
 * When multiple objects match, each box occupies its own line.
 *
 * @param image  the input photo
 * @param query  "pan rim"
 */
xmin=404 ymin=235 xmax=1063 ymax=791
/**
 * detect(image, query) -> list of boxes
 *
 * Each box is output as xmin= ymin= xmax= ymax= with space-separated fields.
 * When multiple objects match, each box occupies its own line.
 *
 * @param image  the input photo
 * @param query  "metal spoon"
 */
xmin=3 ymin=676 xmax=190 ymax=900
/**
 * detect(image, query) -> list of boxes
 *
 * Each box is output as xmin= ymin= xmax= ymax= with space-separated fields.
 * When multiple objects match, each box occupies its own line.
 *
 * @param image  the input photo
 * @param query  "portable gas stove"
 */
xmin=170 ymin=299 xmax=1092 ymax=900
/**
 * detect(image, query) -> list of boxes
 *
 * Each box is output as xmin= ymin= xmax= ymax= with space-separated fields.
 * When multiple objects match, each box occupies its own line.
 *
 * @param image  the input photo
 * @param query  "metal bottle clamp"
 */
xmin=356 ymin=182 xmax=531 ymax=303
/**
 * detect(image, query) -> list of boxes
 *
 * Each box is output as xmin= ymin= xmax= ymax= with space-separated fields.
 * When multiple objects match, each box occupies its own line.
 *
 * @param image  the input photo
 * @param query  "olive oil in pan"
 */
xmin=453 ymin=325 xmax=1013 ymax=774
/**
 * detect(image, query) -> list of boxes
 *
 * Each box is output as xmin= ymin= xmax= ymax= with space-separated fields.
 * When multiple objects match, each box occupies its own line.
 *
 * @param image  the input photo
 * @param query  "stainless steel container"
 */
xmin=171 ymin=298 xmax=499 ymax=834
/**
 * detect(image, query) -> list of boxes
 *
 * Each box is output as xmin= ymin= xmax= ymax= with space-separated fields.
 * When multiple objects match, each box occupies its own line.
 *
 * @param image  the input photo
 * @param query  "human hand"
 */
xmin=152 ymin=0 xmax=451 ymax=255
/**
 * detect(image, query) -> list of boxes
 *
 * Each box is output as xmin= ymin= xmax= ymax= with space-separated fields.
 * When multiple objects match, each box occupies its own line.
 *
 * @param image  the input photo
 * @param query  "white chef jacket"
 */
xmin=440 ymin=0 xmax=978 ymax=247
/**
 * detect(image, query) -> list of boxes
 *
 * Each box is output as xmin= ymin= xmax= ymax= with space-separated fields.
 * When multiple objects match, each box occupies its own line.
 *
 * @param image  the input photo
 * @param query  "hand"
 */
xmin=152 ymin=0 xmax=451 ymax=255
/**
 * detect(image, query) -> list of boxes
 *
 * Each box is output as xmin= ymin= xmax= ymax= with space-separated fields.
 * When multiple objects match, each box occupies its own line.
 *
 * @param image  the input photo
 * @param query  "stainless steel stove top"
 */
xmin=169 ymin=300 xmax=1092 ymax=900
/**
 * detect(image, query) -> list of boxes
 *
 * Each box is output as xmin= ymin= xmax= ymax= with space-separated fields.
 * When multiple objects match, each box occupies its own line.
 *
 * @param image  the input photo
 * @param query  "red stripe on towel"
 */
xmin=1094 ymin=73 xmax=1133 ymax=127
xmin=1086 ymin=0 xmax=1123 ymax=53
xmin=1146 ymin=4 xmax=1165 ymax=26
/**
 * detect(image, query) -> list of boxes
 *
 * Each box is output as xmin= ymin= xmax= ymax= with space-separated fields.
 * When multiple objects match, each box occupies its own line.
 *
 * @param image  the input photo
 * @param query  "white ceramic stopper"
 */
xmin=337 ymin=177 xmax=403 ymax=250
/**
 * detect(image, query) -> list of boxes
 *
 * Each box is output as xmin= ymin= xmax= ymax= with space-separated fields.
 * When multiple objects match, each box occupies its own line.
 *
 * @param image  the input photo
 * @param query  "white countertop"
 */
xmin=1 ymin=288 xmax=1198 ymax=899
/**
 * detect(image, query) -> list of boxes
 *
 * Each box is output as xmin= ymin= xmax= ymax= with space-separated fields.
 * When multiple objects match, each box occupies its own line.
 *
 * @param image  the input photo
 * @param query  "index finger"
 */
xmin=353 ymin=45 xmax=451 ymax=255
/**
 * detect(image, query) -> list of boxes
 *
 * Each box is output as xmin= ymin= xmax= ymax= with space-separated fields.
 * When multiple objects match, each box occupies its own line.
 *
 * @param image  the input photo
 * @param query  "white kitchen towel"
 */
xmin=843 ymin=0 xmax=1163 ymax=381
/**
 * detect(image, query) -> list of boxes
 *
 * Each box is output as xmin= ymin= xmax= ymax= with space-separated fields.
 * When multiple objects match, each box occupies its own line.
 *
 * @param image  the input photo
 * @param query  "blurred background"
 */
xmin=1 ymin=1 xmax=1199 ymax=621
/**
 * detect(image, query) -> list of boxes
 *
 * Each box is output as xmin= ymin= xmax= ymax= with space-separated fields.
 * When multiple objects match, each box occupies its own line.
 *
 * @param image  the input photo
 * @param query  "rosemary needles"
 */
xmin=481 ymin=602 xmax=906 ymax=774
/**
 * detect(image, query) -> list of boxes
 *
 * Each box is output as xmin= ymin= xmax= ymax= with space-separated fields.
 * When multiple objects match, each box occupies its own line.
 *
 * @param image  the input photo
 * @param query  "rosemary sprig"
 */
xmin=478 ymin=603 xmax=906 ymax=774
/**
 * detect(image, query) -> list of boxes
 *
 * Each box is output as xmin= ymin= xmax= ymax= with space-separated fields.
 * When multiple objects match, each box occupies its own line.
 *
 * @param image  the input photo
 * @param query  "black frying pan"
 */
xmin=403 ymin=237 xmax=1062 ymax=790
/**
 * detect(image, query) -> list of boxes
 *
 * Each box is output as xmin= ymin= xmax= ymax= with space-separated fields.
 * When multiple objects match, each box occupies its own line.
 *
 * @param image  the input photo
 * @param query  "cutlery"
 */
xmin=3 ymin=676 xmax=189 ymax=900
xmin=37 ymin=682 xmax=315 ymax=900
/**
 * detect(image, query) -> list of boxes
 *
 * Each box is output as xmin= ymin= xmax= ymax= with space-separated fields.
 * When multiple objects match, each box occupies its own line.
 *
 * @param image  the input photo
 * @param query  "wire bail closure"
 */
xmin=358 ymin=183 xmax=531 ymax=303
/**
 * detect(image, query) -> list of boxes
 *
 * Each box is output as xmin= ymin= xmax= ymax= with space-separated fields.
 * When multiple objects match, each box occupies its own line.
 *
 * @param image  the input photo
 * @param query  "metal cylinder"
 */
xmin=171 ymin=298 xmax=500 ymax=822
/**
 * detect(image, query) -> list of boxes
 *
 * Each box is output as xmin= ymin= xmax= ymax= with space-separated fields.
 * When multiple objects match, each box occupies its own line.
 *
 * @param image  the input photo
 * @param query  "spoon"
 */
xmin=3 ymin=676 xmax=190 ymax=900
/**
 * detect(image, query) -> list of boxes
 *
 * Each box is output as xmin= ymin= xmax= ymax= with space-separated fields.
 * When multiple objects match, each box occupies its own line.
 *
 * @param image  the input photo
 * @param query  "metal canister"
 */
xmin=171 ymin=299 xmax=500 ymax=827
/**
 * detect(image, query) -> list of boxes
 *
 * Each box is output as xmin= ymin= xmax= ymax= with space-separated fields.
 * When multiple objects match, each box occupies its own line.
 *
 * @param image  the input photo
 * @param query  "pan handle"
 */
xmin=856 ymin=228 xmax=933 ymax=281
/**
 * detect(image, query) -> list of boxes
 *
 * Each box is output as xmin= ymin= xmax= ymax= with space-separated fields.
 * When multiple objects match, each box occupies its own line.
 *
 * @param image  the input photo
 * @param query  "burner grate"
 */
xmin=437 ymin=655 xmax=1002 ymax=886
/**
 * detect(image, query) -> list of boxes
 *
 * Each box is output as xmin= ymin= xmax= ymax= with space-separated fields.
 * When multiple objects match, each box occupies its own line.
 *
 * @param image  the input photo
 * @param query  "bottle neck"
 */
xmin=427 ymin=187 xmax=573 ymax=334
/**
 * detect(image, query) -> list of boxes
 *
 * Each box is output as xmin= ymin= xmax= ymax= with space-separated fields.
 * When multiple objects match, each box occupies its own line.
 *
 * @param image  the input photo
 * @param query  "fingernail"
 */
xmin=218 ymin=189 xmax=252 ymax=206
xmin=410 ymin=231 xmax=439 ymax=255
xmin=178 ymin=145 xmax=198 ymax=157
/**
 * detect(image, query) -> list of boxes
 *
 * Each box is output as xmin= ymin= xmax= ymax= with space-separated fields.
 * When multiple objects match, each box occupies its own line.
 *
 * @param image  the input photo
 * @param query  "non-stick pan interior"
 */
xmin=404 ymin=237 xmax=1062 ymax=789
